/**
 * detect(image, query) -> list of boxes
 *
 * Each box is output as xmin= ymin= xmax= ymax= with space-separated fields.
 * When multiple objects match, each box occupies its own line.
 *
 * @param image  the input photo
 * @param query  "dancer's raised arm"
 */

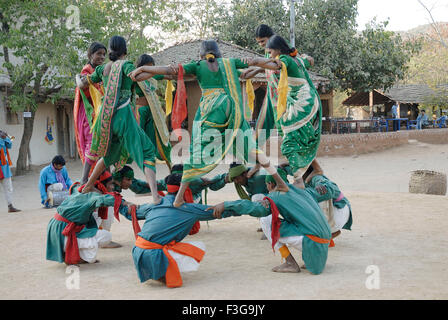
xmin=129 ymin=65 xmax=178 ymax=82
xmin=242 ymin=57 xmax=282 ymax=71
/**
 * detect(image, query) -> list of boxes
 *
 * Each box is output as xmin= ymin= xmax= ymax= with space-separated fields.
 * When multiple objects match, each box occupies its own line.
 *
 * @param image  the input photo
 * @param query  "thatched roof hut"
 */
xmin=342 ymin=84 xmax=448 ymax=120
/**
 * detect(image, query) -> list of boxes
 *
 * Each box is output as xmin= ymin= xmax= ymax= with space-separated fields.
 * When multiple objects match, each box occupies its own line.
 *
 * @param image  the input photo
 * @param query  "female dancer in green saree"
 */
xmin=129 ymin=40 xmax=289 ymax=207
xmin=134 ymin=54 xmax=172 ymax=171
xmin=241 ymin=27 xmax=321 ymax=186
xmin=264 ymin=35 xmax=322 ymax=189
xmin=254 ymin=24 xmax=279 ymax=143
xmin=77 ymin=36 xmax=161 ymax=204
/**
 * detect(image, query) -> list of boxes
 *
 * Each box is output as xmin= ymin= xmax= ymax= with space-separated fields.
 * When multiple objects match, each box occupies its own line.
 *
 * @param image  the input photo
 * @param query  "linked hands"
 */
xmin=314 ymin=185 xmax=327 ymax=196
xmin=206 ymin=202 xmax=225 ymax=219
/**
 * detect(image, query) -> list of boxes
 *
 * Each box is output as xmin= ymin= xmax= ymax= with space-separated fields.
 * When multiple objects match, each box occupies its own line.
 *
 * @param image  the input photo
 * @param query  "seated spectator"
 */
xmin=416 ymin=110 xmax=429 ymax=130
xmin=437 ymin=113 xmax=447 ymax=128
xmin=39 ymin=155 xmax=73 ymax=208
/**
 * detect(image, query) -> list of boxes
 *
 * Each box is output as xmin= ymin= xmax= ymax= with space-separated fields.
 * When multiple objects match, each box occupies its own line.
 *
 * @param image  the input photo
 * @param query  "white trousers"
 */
xmin=319 ymin=201 xmax=350 ymax=233
xmin=0 ymin=177 xmax=13 ymax=205
xmin=333 ymin=205 xmax=350 ymax=232
xmin=92 ymin=207 xmax=114 ymax=232
xmin=64 ymin=229 xmax=112 ymax=263
xmin=169 ymin=241 xmax=206 ymax=273
xmin=260 ymin=215 xmax=304 ymax=252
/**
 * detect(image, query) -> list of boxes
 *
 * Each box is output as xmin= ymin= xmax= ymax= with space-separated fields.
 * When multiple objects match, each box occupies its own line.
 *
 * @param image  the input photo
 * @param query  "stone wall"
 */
xmin=317 ymin=129 xmax=448 ymax=157
xmin=408 ymin=129 xmax=448 ymax=145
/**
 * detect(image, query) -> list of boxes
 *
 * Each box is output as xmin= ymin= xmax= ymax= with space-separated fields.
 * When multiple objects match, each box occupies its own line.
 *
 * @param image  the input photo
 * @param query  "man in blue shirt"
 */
xmin=437 ymin=113 xmax=447 ymax=128
xmin=417 ymin=110 xmax=429 ymax=130
xmin=0 ymin=130 xmax=20 ymax=213
xmin=39 ymin=155 xmax=73 ymax=208
xmin=391 ymin=103 xmax=399 ymax=131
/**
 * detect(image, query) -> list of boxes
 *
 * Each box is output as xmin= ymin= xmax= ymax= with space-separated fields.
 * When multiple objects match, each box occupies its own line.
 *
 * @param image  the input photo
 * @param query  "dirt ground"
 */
xmin=1 ymin=140 xmax=447 ymax=300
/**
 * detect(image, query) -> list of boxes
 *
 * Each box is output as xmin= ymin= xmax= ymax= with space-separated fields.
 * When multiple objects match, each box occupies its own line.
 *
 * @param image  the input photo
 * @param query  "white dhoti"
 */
xmin=319 ymin=200 xmax=350 ymax=233
xmin=168 ymin=241 xmax=206 ymax=273
xmin=333 ymin=205 xmax=350 ymax=232
xmin=92 ymin=207 xmax=115 ymax=247
xmin=95 ymin=207 xmax=114 ymax=231
xmin=64 ymin=229 xmax=112 ymax=263
xmin=260 ymin=215 xmax=304 ymax=252
xmin=0 ymin=177 xmax=13 ymax=205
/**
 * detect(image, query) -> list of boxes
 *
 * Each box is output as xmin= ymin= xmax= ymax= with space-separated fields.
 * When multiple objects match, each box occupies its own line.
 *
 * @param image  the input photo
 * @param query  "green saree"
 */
xmin=89 ymin=60 xmax=156 ymax=172
xmin=136 ymin=78 xmax=172 ymax=169
xmin=181 ymin=58 xmax=260 ymax=183
xmin=277 ymin=55 xmax=322 ymax=178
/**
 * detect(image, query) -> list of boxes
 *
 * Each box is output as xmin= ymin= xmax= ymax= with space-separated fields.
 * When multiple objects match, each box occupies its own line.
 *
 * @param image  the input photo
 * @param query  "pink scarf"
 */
xmin=51 ymin=164 xmax=68 ymax=190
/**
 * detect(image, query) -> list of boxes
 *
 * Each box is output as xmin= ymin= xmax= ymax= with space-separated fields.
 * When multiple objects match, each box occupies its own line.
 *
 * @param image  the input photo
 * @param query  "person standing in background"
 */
xmin=391 ymin=103 xmax=399 ymax=131
xmin=0 ymin=130 xmax=21 ymax=213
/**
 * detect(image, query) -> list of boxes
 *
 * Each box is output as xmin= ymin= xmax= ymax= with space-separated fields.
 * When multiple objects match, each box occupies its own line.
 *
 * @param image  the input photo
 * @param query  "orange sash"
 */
xmin=135 ymin=236 xmax=205 ymax=288
xmin=306 ymin=234 xmax=335 ymax=247
xmin=0 ymin=148 xmax=12 ymax=166
xmin=129 ymin=205 xmax=141 ymax=239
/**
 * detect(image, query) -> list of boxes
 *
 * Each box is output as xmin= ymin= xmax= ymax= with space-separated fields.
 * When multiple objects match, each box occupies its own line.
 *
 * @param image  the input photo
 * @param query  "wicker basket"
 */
xmin=409 ymin=170 xmax=447 ymax=196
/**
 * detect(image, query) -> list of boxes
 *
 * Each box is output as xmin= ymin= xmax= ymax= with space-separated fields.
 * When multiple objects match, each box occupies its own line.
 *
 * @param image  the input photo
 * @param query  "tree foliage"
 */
xmin=0 ymin=0 xmax=183 ymax=174
xmin=404 ymin=23 xmax=448 ymax=108
xmin=217 ymin=0 xmax=421 ymax=93
xmin=218 ymin=0 xmax=289 ymax=53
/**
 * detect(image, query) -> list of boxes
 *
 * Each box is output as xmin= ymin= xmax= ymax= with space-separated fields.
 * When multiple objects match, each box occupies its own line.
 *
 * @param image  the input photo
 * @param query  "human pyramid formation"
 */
xmin=45 ymin=25 xmax=353 ymax=288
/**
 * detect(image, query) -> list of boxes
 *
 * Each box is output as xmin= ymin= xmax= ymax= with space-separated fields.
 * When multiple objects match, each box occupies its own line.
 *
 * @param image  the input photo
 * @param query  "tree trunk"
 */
xmin=15 ymin=110 xmax=36 ymax=176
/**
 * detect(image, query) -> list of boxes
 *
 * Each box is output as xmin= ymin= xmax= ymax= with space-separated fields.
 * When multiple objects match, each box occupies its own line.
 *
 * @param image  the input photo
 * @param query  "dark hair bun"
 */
xmin=200 ymin=40 xmax=222 ymax=60
xmin=109 ymin=51 xmax=120 ymax=61
xmin=108 ymin=36 xmax=127 ymax=61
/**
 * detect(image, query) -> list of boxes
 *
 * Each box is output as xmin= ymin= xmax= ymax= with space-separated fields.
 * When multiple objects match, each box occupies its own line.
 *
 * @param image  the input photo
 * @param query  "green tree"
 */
xmin=0 ymin=0 xmax=184 ymax=175
xmin=170 ymin=0 xmax=227 ymax=40
xmin=404 ymin=23 xmax=448 ymax=109
xmin=216 ymin=0 xmax=420 ymax=93
xmin=218 ymin=0 xmax=289 ymax=53
xmin=0 ymin=0 xmax=105 ymax=174
xmin=91 ymin=0 xmax=187 ymax=59
xmin=295 ymin=0 xmax=420 ymax=92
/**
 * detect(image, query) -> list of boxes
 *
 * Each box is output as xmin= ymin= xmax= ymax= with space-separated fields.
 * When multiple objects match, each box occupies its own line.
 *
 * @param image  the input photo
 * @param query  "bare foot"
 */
xmin=332 ymin=230 xmax=341 ymax=239
xmin=173 ymin=198 xmax=185 ymax=208
xmin=153 ymin=195 xmax=162 ymax=205
xmin=100 ymin=241 xmax=122 ymax=249
xmin=272 ymin=253 xmax=301 ymax=273
xmin=156 ymin=276 xmax=166 ymax=284
xmin=77 ymin=259 xmax=100 ymax=264
xmin=272 ymin=262 xmax=301 ymax=273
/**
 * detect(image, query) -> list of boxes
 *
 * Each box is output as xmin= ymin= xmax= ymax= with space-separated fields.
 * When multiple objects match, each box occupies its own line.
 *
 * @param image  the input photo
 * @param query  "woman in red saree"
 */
xmin=73 ymin=42 xmax=107 ymax=184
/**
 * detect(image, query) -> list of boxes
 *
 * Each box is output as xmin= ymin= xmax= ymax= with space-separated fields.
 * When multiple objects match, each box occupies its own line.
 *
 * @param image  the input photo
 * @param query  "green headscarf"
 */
xmin=229 ymin=164 xmax=247 ymax=182
xmin=229 ymin=164 xmax=250 ymax=200
xmin=265 ymin=167 xmax=288 ymax=185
